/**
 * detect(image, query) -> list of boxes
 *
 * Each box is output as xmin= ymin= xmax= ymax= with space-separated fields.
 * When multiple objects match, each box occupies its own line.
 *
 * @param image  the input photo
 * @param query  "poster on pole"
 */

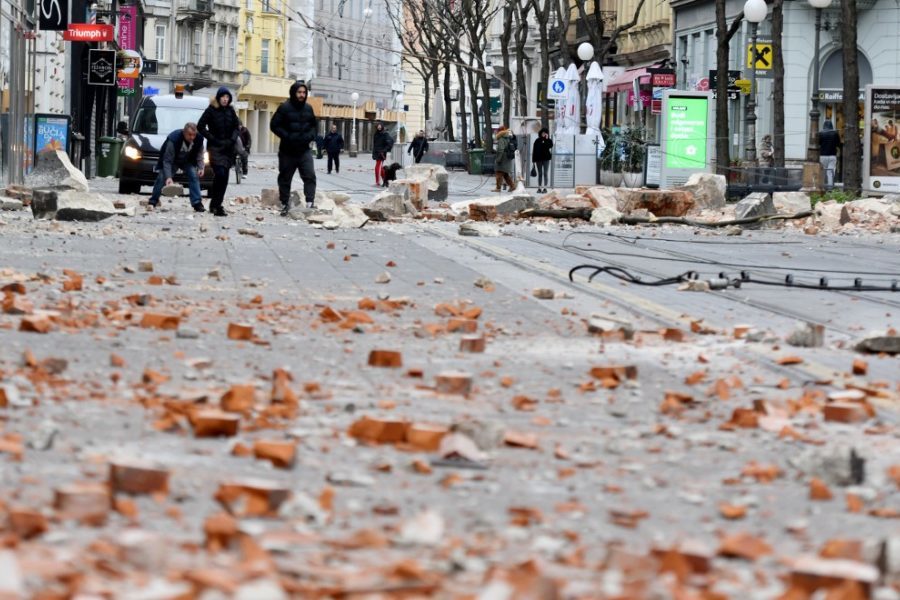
xmin=863 ymin=85 xmax=900 ymax=193
xmin=117 ymin=4 xmax=138 ymax=96
xmin=660 ymin=90 xmax=713 ymax=188
xmin=34 ymin=114 xmax=70 ymax=154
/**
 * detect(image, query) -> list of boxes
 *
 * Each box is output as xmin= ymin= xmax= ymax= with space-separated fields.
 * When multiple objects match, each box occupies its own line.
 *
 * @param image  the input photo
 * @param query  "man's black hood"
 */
xmin=289 ymin=82 xmax=308 ymax=108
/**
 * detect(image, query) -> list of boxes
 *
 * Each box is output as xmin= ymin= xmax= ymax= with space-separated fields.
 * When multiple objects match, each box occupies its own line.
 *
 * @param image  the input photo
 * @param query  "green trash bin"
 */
xmin=468 ymin=149 xmax=484 ymax=175
xmin=97 ymin=136 xmax=123 ymax=177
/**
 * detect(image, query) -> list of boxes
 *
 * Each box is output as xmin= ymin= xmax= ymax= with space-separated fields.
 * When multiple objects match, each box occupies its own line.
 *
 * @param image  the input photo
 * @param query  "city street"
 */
xmin=0 ymin=155 xmax=898 ymax=598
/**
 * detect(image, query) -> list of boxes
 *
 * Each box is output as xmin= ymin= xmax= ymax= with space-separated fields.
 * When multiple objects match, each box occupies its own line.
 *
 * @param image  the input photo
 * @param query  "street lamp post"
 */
xmin=350 ymin=91 xmax=360 ymax=157
xmin=805 ymin=0 xmax=832 ymax=188
xmin=577 ymin=42 xmax=594 ymax=133
xmin=743 ymin=0 xmax=768 ymax=166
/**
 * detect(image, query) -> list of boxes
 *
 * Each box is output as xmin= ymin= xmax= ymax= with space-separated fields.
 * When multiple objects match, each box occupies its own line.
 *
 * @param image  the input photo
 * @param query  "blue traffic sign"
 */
xmin=551 ymin=80 xmax=566 ymax=94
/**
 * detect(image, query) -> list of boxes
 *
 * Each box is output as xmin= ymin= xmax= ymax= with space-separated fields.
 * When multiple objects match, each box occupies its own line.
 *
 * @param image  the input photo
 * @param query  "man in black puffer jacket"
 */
xmin=270 ymin=82 xmax=318 ymax=216
xmin=198 ymin=86 xmax=240 ymax=216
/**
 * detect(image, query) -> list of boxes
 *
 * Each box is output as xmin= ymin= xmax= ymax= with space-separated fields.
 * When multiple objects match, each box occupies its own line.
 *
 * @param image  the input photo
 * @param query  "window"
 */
xmin=261 ymin=39 xmax=270 ymax=74
xmin=229 ymin=32 xmax=236 ymax=69
xmin=247 ymin=0 xmax=252 ymax=8
xmin=217 ymin=32 xmax=224 ymax=68
xmin=179 ymin=29 xmax=189 ymax=64
xmin=193 ymin=28 xmax=202 ymax=64
xmin=155 ymin=24 xmax=166 ymax=61
xmin=206 ymin=29 xmax=213 ymax=65
xmin=262 ymin=0 xmax=272 ymax=11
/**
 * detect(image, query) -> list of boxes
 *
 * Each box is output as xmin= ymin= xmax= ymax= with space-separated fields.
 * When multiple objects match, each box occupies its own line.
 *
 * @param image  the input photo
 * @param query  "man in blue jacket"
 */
xmin=323 ymin=124 xmax=344 ymax=174
xmin=149 ymin=122 xmax=205 ymax=212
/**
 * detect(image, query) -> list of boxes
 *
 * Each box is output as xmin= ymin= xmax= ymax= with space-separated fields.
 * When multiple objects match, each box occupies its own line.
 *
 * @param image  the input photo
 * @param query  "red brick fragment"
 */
xmin=54 ymin=482 xmax=111 ymax=525
xmin=368 ymin=349 xmax=403 ymax=368
xmin=824 ymin=402 xmax=870 ymax=424
xmin=435 ymin=371 xmax=472 ymax=396
xmin=226 ymin=322 xmax=253 ymax=340
xmin=191 ymin=410 xmax=240 ymax=438
xmin=406 ymin=423 xmax=448 ymax=451
xmin=718 ymin=532 xmax=773 ymax=561
xmin=810 ymin=478 xmax=833 ymax=501
xmin=348 ymin=416 xmax=409 ymax=444
xmin=851 ymin=358 xmax=868 ymax=375
xmin=253 ymin=440 xmax=297 ymax=469
xmin=110 ymin=460 xmax=170 ymax=496
xmin=204 ymin=512 xmax=240 ymax=551
xmin=19 ymin=316 xmax=51 ymax=333
xmin=459 ymin=335 xmax=486 ymax=353
xmin=215 ymin=479 xmax=291 ymax=517
xmin=140 ymin=312 xmax=180 ymax=330
xmin=8 ymin=507 xmax=48 ymax=539
xmin=220 ymin=384 xmax=255 ymax=413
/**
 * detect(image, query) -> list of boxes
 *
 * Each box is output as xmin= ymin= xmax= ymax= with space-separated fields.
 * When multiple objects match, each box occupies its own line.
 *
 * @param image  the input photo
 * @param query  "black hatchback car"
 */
xmin=117 ymin=90 xmax=214 ymax=194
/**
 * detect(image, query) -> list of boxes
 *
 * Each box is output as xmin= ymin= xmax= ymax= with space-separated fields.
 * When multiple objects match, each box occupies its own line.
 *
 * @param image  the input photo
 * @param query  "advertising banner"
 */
xmin=864 ymin=85 xmax=900 ymax=193
xmin=63 ymin=24 xmax=114 ymax=42
xmin=649 ymin=68 xmax=676 ymax=114
xmin=117 ymin=4 xmax=138 ymax=96
xmin=660 ymin=91 xmax=713 ymax=188
xmin=34 ymin=115 xmax=70 ymax=154
xmin=88 ymin=49 xmax=116 ymax=86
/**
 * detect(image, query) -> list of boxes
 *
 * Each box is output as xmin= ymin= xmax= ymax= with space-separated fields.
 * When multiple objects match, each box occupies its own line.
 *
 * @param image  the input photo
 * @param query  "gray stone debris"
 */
xmin=0 ymin=197 xmax=23 ymax=211
xmin=402 ymin=164 xmax=450 ymax=201
xmin=176 ymin=327 xmax=200 ymax=339
xmin=452 ymin=418 xmax=505 ymax=451
xmin=678 ymin=172 xmax=727 ymax=211
xmin=25 ymin=149 xmax=89 ymax=192
xmin=587 ymin=315 xmax=635 ymax=339
xmin=590 ymin=206 xmax=622 ymax=225
xmin=735 ymin=193 xmax=776 ymax=220
xmin=452 ymin=193 xmax=537 ymax=216
xmin=260 ymin=188 xmax=280 ymax=207
xmin=814 ymin=201 xmax=851 ymax=228
xmin=773 ymin=191 xmax=811 ymax=214
xmin=532 ymin=288 xmax=555 ymax=300
xmin=788 ymin=446 xmax=865 ymax=487
xmin=459 ymin=222 xmax=501 ymax=237
xmin=585 ymin=186 xmax=620 ymax=211
xmin=161 ymin=184 xmax=183 ymax=197
xmin=26 ymin=420 xmax=59 ymax=451
xmin=31 ymin=189 xmax=117 ymax=221
xmin=326 ymin=471 xmax=375 ymax=487
xmin=786 ymin=321 xmax=825 ymax=348
xmin=855 ymin=335 xmax=900 ymax=355
xmin=375 ymin=271 xmax=391 ymax=284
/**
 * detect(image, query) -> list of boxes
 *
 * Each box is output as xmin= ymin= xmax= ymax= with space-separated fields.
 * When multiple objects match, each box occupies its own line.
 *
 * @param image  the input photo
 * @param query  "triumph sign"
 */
xmin=63 ymin=24 xmax=114 ymax=42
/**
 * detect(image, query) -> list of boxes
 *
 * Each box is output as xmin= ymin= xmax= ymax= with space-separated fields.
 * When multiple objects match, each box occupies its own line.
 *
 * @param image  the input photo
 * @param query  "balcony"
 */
xmin=177 ymin=0 xmax=213 ymax=22
xmin=175 ymin=63 xmax=214 ymax=87
xmin=574 ymin=12 xmax=617 ymax=42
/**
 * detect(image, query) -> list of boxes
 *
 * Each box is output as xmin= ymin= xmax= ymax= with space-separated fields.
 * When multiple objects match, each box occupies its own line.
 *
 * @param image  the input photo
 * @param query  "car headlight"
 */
xmin=124 ymin=145 xmax=141 ymax=160
xmin=204 ymin=151 xmax=210 ymax=165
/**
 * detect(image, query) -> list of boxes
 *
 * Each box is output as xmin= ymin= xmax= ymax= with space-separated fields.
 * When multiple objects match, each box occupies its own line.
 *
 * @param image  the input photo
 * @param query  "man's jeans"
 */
xmin=819 ymin=155 xmax=837 ymax=189
xmin=150 ymin=165 xmax=203 ymax=207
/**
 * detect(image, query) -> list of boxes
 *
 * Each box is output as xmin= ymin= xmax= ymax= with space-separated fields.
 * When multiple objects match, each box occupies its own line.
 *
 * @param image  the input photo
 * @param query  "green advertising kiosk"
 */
xmin=660 ymin=90 xmax=714 ymax=188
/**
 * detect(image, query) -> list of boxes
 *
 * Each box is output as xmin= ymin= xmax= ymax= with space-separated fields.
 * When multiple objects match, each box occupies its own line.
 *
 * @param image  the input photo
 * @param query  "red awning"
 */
xmin=605 ymin=68 xmax=650 ymax=93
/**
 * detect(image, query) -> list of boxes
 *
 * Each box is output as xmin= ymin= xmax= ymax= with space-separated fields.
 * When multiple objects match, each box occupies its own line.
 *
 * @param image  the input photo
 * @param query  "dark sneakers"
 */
xmin=212 ymin=207 xmax=227 ymax=217
xmin=192 ymin=203 xmax=206 ymax=212
xmin=280 ymin=203 xmax=291 ymax=217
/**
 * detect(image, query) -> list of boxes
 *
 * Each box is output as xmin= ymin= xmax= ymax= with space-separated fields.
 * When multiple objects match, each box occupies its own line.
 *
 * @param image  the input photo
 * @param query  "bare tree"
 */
xmin=384 ymin=0 xmax=444 ymax=122
xmin=572 ymin=0 xmax=647 ymax=65
xmin=513 ymin=1 xmax=533 ymax=117
xmin=715 ymin=0 xmax=743 ymax=174
xmin=500 ymin=5 xmax=514 ymax=125
xmin=840 ymin=0 xmax=860 ymax=193
xmin=530 ymin=0 xmax=554 ymax=130
xmin=553 ymin=0 xmax=571 ymax=70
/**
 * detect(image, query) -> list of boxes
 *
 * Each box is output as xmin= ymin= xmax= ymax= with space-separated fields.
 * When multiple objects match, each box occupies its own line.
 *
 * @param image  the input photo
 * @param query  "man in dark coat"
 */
xmin=323 ymin=124 xmax=344 ymax=174
xmin=238 ymin=125 xmax=251 ymax=175
xmin=818 ymin=120 xmax=841 ymax=190
xmin=407 ymin=130 xmax=428 ymax=164
xmin=149 ymin=123 xmax=205 ymax=212
xmin=270 ymin=82 xmax=318 ymax=216
xmin=372 ymin=123 xmax=393 ymax=186
xmin=198 ymin=86 xmax=240 ymax=216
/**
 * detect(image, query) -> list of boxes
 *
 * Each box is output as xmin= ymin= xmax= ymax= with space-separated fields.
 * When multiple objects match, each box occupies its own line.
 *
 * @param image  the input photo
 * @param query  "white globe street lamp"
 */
xmin=577 ymin=43 xmax=594 ymax=132
xmin=806 ymin=0 xmax=832 ymax=182
xmin=350 ymin=91 xmax=360 ymax=157
xmin=577 ymin=42 xmax=594 ymax=62
xmin=363 ymin=6 xmax=372 ymax=17
xmin=743 ymin=0 xmax=768 ymax=165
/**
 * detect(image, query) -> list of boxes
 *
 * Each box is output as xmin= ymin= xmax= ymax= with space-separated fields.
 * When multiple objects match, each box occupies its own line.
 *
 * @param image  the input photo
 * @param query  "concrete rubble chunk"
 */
xmin=590 ymin=206 xmax=622 ymax=225
xmin=855 ymin=335 xmax=900 ymax=355
xmin=617 ymin=189 xmax=695 ymax=217
xmin=789 ymin=446 xmax=865 ymax=487
xmin=773 ymin=191 xmax=811 ymax=214
xmin=368 ymin=191 xmax=407 ymax=217
xmin=814 ymin=200 xmax=851 ymax=228
xmin=25 ymin=149 xmax=89 ymax=192
xmin=679 ymin=172 xmax=727 ymax=211
xmin=31 ymin=189 xmax=117 ymax=221
xmin=0 ymin=197 xmax=23 ymax=211
xmin=403 ymin=163 xmax=449 ymax=201
xmin=586 ymin=186 xmax=620 ymax=211
xmin=260 ymin=188 xmax=280 ymax=207
xmin=459 ymin=222 xmax=501 ymax=237
xmin=847 ymin=197 xmax=894 ymax=216
xmin=786 ymin=321 xmax=825 ymax=348
xmin=735 ymin=193 xmax=776 ymax=220
xmin=0 ymin=550 xmax=25 ymax=596
xmin=452 ymin=194 xmax=537 ymax=216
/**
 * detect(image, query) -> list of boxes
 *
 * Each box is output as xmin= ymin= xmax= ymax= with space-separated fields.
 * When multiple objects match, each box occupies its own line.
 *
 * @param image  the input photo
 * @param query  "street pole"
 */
xmin=350 ymin=92 xmax=359 ymax=157
xmin=803 ymin=0 xmax=831 ymax=189
xmin=744 ymin=21 xmax=759 ymax=165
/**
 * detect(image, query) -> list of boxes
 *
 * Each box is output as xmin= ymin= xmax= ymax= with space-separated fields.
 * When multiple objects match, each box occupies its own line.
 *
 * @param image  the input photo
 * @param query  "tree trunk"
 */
xmin=480 ymin=69 xmax=494 ymax=150
xmin=501 ymin=7 xmax=514 ymax=127
xmin=457 ymin=62 xmax=469 ymax=156
xmin=555 ymin=0 xmax=570 ymax=65
xmin=538 ymin=27 xmax=551 ymax=130
xmin=772 ymin=0 xmax=785 ymax=167
xmin=514 ymin=3 xmax=531 ymax=117
xmin=715 ymin=0 xmax=731 ymax=175
xmin=444 ymin=63 xmax=455 ymax=141
xmin=841 ymin=0 xmax=861 ymax=193
xmin=467 ymin=57 xmax=482 ymax=148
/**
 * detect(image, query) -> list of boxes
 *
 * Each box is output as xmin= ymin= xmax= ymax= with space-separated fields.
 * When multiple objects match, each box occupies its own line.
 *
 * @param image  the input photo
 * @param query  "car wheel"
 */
xmin=118 ymin=180 xmax=140 ymax=195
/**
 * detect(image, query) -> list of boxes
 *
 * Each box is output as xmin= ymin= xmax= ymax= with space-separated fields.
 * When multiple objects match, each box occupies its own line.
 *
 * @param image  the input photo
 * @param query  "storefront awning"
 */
xmin=605 ymin=68 xmax=650 ymax=93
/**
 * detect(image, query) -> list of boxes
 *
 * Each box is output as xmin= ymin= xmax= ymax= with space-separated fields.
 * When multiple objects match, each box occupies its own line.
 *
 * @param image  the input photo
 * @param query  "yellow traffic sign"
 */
xmin=747 ymin=42 xmax=773 ymax=70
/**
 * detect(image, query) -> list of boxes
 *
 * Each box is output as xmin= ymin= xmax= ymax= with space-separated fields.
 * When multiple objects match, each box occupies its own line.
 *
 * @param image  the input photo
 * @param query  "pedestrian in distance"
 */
xmin=408 ymin=130 xmax=428 ymax=164
xmin=148 ymin=122 xmax=206 ymax=212
xmin=818 ymin=120 xmax=841 ymax=190
xmin=324 ymin=124 xmax=344 ymax=174
xmin=531 ymin=127 xmax=552 ymax=193
xmin=493 ymin=125 xmax=516 ymax=192
xmin=270 ymin=81 xmax=318 ymax=216
xmin=238 ymin=124 xmax=252 ymax=175
xmin=197 ymin=87 xmax=241 ymax=216
xmin=372 ymin=123 xmax=394 ymax=186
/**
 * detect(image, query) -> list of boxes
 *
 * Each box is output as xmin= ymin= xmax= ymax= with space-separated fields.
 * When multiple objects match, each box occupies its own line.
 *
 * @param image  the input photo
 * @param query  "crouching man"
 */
xmin=149 ymin=122 xmax=206 ymax=212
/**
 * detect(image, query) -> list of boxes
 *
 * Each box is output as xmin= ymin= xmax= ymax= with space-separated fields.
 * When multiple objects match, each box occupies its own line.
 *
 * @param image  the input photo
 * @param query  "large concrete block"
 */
xmin=773 ymin=191 xmax=811 ymax=214
xmin=735 ymin=193 xmax=776 ymax=220
xmin=679 ymin=173 xmax=726 ymax=211
xmin=260 ymin=189 xmax=280 ymax=207
xmin=31 ymin=189 xmax=116 ymax=221
xmin=617 ymin=189 xmax=695 ymax=217
xmin=25 ymin=150 xmax=89 ymax=192
xmin=586 ymin=187 xmax=620 ymax=211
